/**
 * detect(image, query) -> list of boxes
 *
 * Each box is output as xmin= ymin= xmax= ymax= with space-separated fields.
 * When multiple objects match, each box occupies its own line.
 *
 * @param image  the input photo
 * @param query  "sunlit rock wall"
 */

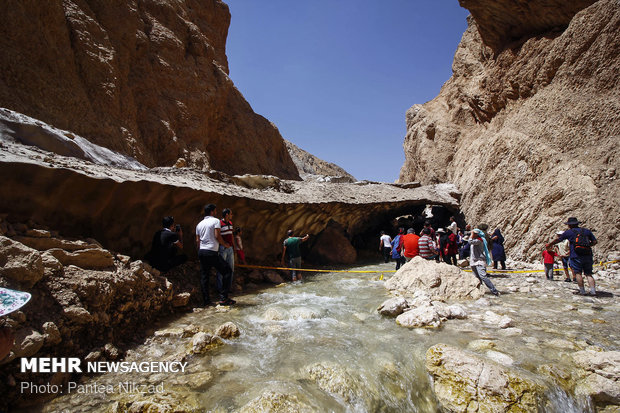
xmin=0 ymin=0 xmax=299 ymax=179
xmin=399 ymin=0 xmax=619 ymax=260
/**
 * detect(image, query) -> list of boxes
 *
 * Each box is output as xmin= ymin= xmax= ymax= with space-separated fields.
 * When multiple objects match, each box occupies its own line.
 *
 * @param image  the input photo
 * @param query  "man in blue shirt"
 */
xmin=548 ymin=217 xmax=597 ymax=295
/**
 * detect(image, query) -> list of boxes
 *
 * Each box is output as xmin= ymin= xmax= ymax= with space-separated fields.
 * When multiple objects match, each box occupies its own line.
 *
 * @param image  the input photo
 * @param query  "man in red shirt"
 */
xmin=402 ymin=228 xmax=420 ymax=262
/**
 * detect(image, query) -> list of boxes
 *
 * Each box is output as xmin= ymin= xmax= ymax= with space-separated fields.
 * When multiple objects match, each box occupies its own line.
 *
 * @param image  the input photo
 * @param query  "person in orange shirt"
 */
xmin=402 ymin=228 xmax=420 ymax=262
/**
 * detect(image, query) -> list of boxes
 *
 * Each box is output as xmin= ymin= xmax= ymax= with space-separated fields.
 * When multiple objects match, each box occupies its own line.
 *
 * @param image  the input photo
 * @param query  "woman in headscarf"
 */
xmin=491 ymin=228 xmax=506 ymax=270
xmin=470 ymin=229 xmax=500 ymax=296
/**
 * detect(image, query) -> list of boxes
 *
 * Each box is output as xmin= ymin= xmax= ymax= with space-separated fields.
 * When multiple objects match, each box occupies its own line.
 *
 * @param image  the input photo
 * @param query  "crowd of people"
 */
xmin=379 ymin=216 xmax=599 ymax=297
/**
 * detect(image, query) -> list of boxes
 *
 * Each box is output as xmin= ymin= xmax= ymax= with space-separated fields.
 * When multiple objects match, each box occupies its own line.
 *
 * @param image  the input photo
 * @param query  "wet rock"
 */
xmin=84 ymin=350 xmax=102 ymax=362
xmin=572 ymin=350 xmax=620 ymax=405
xmin=385 ymin=256 xmax=484 ymax=300
xmin=215 ymin=322 xmax=240 ymax=339
xmin=174 ymin=371 xmax=213 ymax=390
xmin=377 ymin=297 xmax=409 ymax=316
xmin=239 ymin=390 xmax=315 ymax=413
xmin=426 ymin=343 xmax=544 ymax=412
xmin=396 ymin=305 xmax=441 ymax=329
xmin=191 ymin=332 xmax=214 ymax=354
xmin=448 ymin=304 xmax=468 ymax=319
xmin=111 ymin=391 xmax=201 ymax=413
xmin=467 ymin=339 xmax=496 ymax=351
xmin=0 ymin=235 xmax=44 ymax=287
xmin=263 ymin=307 xmax=287 ymax=321
xmin=290 ymin=307 xmax=322 ymax=320
xmin=486 ymin=350 xmax=514 ymax=366
xmin=154 ymin=328 xmax=184 ymax=339
xmin=483 ymin=311 xmax=514 ymax=329
xmin=47 ymin=247 xmax=115 ymax=269
xmin=303 ymin=362 xmax=363 ymax=404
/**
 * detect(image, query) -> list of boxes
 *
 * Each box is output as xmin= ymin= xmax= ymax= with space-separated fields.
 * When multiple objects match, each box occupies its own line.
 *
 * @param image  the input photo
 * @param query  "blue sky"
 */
xmin=224 ymin=1 xmax=470 ymax=182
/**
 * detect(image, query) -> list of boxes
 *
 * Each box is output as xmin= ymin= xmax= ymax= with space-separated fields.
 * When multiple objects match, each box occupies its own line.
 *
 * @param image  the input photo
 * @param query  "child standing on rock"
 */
xmin=542 ymin=245 xmax=559 ymax=280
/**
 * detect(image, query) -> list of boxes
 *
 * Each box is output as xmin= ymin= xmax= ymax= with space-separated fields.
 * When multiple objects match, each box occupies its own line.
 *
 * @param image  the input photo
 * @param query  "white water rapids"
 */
xmin=39 ymin=262 xmax=619 ymax=412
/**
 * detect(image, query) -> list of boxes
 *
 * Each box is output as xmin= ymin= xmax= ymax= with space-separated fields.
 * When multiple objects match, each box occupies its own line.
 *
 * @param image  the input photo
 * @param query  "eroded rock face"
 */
xmin=0 ymin=140 xmax=460 ymax=263
xmin=0 ymin=1 xmax=299 ymax=179
xmin=399 ymin=0 xmax=620 ymax=260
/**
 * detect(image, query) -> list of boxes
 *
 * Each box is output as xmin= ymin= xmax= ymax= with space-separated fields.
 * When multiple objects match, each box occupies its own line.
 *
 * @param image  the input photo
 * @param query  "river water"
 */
xmin=41 ymin=262 xmax=619 ymax=412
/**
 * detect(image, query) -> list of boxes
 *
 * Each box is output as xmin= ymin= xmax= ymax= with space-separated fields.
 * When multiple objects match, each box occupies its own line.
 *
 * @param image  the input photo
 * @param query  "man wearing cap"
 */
xmin=547 ymin=217 xmax=597 ymax=295
xmin=402 ymin=228 xmax=420 ymax=262
xmin=555 ymin=230 xmax=573 ymax=282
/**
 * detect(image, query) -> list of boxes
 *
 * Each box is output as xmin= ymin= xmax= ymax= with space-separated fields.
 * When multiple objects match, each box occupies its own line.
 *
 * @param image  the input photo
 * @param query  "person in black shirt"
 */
xmin=148 ymin=216 xmax=187 ymax=273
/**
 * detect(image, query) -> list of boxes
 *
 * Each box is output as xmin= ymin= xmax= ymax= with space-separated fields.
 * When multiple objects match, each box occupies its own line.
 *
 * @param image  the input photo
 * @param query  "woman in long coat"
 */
xmin=491 ymin=228 xmax=506 ymax=270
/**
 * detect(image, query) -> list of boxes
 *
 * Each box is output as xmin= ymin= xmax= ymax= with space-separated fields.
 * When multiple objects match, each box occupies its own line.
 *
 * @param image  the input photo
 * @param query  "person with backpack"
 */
xmin=547 ymin=217 xmax=597 ymax=295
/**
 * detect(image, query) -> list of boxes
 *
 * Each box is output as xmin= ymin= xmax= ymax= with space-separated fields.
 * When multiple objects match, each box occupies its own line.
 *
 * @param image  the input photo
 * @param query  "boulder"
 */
xmin=396 ymin=305 xmax=441 ymax=329
xmin=0 ymin=236 xmax=44 ymax=287
xmin=426 ymin=343 xmax=545 ymax=413
xmin=385 ymin=256 xmax=484 ymax=300
xmin=13 ymin=235 xmax=97 ymax=252
xmin=215 ymin=322 xmax=240 ymax=339
xmin=264 ymin=271 xmax=285 ymax=284
xmin=572 ymin=350 xmax=620 ymax=405
xmin=191 ymin=332 xmax=214 ymax=354
xmin=303 ymin=362 xmax=364 ymax=404
xmin=377 ymin=297 xmax=409 ymax=317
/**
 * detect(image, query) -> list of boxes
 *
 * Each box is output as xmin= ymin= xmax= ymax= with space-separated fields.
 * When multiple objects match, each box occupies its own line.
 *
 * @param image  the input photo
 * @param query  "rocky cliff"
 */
xmin=285 ymin=140 xmax=356 ymax=182
xmin=0 ymin=0 xmax=299 ymax=179
xmin=399 ymin=0 xmax=619 ymax=259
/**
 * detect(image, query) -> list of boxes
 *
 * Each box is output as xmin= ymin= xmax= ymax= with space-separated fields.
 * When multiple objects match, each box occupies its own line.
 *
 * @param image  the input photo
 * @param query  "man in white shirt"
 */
xmin=196 ymin=204 xmax=233 ymax=306
xmin=379 ymin=231 xmax=392 ymax=263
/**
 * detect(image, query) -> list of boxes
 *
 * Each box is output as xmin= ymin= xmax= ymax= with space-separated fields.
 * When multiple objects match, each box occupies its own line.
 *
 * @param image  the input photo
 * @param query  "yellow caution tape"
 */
xmin=237 ymin=260 xmax=619 ymax=276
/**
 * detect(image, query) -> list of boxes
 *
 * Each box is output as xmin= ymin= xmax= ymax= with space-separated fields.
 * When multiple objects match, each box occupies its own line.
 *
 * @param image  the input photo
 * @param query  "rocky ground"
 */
xmin=378 ymin=256 xmax=620 ymax=412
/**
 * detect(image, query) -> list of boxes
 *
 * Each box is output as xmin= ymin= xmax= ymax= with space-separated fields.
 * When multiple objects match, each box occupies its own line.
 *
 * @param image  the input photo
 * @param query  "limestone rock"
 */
xmin=0 ymin=1 xmax=299 ymax=179
xmin=385 ymin=256 xmax=484 ymax=300
xmin=285 ymin=139 xmax=355 ymax=182
xmin=426 ymin=343 xmax=545 ymax=412
xmin=303 ymin=362 xmax=363 ymax=404
xmin=13 ymin=236 xmax=97 ymax=252
xmin=239 ymin=391 xmax=315 ymax=413
xmin=191 ymin=332 xmax=214 ymax=354
xmin=0 ymin=236 xmax=44 ymax=287
xmin=214 ymin=322 xmax=240 ymax=339
xmin=377 ymin=297 xmax=409 ymax=317
xmin=396 ymin=305 xmax=441 ymax=329
xmin=398 ymin=0 xmax=620 ymax=260
xmin=572 ymin=350 xmax=620 ymax=404
xmin=62 ymin=306 xmax=93 ymax=324
xmin=47 ymin=248 xmax=115 ymax=270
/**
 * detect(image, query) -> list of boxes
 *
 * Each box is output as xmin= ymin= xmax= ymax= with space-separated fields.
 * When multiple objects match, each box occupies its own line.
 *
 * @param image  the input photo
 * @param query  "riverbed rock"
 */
xmin=264 ymin=271 xmax=285 ymax=284
xmin=303 ymin=362 xmax=364 ymax=404
xmin=111 ymin=390 xmax=202 ymax=413
xmin=385 ymin=256 xmax=484 ymax=300
xmin=426 ymin=343 xmax=545 ymax=413
xmin=191 ymin=332 xmax=215 ymax=354
xmin=396 ymin=305 xmax=441 ymax=329
xmin=215 ymin=322 xmax=240 ymax=339
xmin=572 ymin=350 xmax=620 ymax=405
xmin=0 ymin=236 xmax=44 ymax=287
xmin=377 ymin=297 xmax=409 ymax=317
xmin=239 ymin=390 xmax=315 ymax=413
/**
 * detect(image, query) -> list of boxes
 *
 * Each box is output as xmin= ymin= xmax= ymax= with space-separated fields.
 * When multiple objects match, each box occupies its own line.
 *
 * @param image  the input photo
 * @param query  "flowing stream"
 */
xmin=40 ymin=262 xmax=619 ymax=412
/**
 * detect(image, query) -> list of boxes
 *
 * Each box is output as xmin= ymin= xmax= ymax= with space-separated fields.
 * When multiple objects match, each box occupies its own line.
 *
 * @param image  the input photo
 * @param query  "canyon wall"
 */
xmin=399 ymin=0 xmax=619 ymax=259
xmin=0 ymin=0 xmax=299 ymax=179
